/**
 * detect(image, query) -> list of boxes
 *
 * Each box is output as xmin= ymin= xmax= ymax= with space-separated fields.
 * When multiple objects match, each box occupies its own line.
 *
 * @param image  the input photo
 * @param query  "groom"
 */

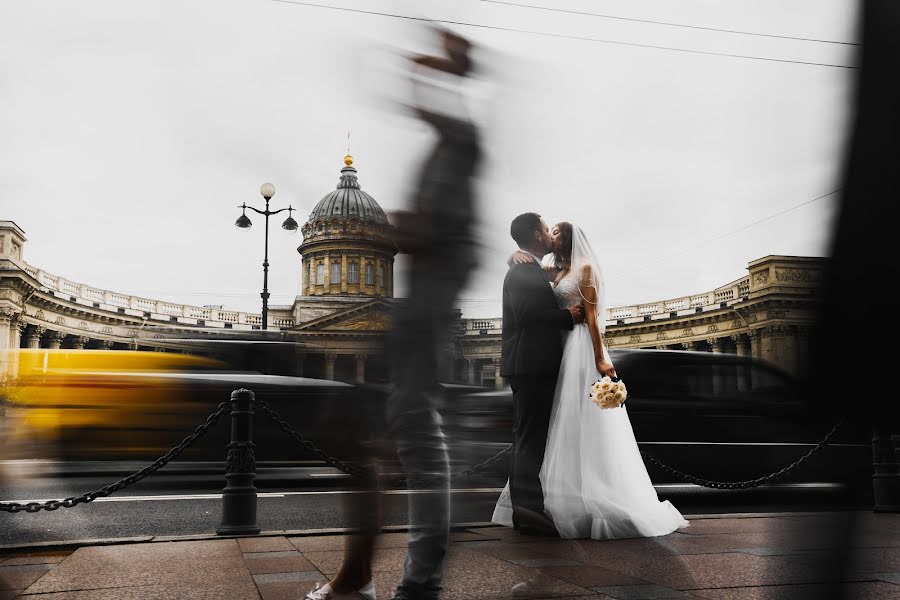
xmin=501 ymin=212 xmax=584 ymax=535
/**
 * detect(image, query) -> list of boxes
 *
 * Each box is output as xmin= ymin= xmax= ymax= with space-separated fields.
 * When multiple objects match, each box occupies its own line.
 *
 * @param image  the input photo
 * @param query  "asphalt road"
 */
xmin=0 ymin=462 xmax=871 ymax=547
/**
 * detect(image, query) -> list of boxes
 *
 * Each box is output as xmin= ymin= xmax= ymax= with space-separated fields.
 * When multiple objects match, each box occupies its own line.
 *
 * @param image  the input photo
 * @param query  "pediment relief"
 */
xmin=296 ymin=300 xmax=394 ymax=333
xmin=321 ymin=309 xmax=392 ymax=332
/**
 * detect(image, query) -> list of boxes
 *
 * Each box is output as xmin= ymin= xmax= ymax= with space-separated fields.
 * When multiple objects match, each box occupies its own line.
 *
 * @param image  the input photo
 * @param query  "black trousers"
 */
xmin=508 ymin=375 xmax=557 ymax=525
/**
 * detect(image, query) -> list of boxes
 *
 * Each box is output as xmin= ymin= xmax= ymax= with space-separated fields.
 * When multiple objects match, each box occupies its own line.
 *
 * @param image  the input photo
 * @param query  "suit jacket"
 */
xmin=500 ymin=261 xmax=574 ymax=378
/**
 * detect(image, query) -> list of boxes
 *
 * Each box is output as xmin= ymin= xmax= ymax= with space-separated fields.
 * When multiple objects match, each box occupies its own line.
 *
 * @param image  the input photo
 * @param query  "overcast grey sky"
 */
xmin=1 ymin=0 xmax=857 ymax=317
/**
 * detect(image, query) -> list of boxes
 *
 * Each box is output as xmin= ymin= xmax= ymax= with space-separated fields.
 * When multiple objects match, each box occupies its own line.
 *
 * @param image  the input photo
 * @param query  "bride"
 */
xmin=492 ymin=222 xmax=689 ymax=539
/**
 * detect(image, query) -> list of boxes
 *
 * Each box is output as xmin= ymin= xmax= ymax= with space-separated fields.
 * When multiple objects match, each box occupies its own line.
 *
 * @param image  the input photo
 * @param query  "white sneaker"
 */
xmin=305 ymin=581 xmax=377 ymax=600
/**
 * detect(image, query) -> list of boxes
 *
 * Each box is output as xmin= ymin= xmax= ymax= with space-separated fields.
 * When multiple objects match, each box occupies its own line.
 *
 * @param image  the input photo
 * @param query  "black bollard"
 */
xmin=871 ymin=427 xmax=900 ymax=512
xmin=217 ymin=388 xmax=261 ymax=535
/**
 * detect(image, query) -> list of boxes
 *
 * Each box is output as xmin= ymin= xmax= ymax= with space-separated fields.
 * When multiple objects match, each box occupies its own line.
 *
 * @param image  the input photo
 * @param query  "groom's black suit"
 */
xmin=501 ymin=260 xmax=574 ymax=527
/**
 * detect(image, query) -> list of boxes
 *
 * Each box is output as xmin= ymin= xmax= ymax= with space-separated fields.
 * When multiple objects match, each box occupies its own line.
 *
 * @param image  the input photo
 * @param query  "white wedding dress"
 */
xmin=492 ymin=229 xmax=689 ymax=540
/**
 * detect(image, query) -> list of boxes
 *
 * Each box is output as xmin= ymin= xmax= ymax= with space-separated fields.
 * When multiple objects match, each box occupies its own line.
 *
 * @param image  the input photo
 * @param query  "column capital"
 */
xmin=66 ymin=335 xmax=90 ymax=349
xmin=707 ymin=338 xmax=723 ymax=352
xmin=25 ymin=325 xmax=45 ymax=339
xmin=681 ymin=341 xmax=697 ymax=351
xmin=0 ymin=307 xmax=22 ymax=322
xmin=95 ymin=340 xmax=113 ymax=350
xmin=45 ymin=330 xmax=65 ymax=343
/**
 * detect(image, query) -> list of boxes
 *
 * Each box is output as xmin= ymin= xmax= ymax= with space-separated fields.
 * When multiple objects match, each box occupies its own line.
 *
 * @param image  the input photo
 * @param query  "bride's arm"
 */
xmin=578 ymin=264 xmax=617 ymax=378
xmin=507 ymin=251 xmax=559 ymax=282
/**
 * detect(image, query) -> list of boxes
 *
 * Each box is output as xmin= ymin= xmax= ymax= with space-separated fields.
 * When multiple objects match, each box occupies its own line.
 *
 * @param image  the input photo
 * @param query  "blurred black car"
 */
xmin=446 ymin=349 xmax=871 ymax=489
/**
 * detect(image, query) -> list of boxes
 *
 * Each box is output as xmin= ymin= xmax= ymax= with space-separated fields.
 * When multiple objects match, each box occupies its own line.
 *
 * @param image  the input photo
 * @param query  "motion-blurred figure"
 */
xmin=306 ymin=26 xmax=481 ymax=600
xmin=800 ymin=2 xmax=900 ymax=598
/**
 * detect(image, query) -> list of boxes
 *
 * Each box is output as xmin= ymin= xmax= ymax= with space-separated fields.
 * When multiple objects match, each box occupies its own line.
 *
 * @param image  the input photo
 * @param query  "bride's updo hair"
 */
xmin=553 ymin=221 xmax=574 ymax=268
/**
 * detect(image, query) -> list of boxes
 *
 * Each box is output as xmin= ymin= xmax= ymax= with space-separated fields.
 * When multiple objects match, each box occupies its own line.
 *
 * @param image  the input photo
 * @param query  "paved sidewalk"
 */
xmin=2 ymin=513 xmax=899 ymax=599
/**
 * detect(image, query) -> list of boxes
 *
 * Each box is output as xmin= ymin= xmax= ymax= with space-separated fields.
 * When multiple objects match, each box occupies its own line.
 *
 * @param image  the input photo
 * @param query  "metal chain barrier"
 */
xmin=251 ymin=397 xmax=371 ymax=479
xmin=638 ymin=418 xmax=846 ymax=490
xmin=0 ymin=401 xmax=231 ymax=514
xmin=251 ymin=397 xmax=512 ymax=484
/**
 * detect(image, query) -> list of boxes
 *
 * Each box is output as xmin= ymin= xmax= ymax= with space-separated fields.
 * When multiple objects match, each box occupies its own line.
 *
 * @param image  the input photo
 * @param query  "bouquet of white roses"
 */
xmin=590 ymin=376 xmax=627 ymax=409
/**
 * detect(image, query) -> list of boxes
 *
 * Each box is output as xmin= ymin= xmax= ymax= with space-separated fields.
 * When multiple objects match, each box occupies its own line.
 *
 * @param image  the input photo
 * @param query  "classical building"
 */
xmin=459 ymin=256 xmax=823 ymax=387
xmin=0 ymin=160 xmax=825 ymax=386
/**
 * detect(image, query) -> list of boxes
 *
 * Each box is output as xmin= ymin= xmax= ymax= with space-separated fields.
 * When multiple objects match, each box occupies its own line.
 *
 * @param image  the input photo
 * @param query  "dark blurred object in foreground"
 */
xmin=796 ymin=1 xmax=900 ymax=597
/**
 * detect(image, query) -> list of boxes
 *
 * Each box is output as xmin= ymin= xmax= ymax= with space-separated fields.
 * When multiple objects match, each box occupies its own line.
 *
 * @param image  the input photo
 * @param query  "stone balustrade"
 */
xmin=20 ymin=262 xmax=292 ymax=330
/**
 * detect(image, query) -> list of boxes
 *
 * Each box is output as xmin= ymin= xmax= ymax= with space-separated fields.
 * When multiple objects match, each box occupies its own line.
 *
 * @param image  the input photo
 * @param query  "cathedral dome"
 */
xmin=298 ymin=155 xmax=397 ymax=300
xmin=305 ymin=155 xmax=388 ymax=226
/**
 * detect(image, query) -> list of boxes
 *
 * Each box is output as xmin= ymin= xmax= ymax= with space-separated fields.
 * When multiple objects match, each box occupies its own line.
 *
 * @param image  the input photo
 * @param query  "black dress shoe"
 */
xmin=513 ymin=507 xmax=558 ymax=536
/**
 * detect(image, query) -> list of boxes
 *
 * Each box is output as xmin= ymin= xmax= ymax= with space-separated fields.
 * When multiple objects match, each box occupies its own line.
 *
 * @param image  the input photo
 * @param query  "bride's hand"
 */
xmin=508 ymin=250 xmax=535 ymax=267
xmin=596 ymin=359 xmax=616 ymax=378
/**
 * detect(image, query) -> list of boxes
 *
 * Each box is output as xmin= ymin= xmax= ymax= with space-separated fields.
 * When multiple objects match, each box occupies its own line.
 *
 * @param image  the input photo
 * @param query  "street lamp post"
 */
xmin=235 ymin=183 xmax=299 ymax=330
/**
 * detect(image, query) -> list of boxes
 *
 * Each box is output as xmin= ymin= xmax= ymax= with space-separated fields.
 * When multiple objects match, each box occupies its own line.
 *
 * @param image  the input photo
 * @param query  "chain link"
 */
xmin=0 ymin=402 xmax=231 ymax=514
xmin=2 ymin=394 xmax=840 ymax=514
xmin=251 ymin=397 xmax=371 ymax=479
xmin=639 ymin=418 xmax=846 ymax=490
xmin=251 ymin=397 xmax=512 ymax=484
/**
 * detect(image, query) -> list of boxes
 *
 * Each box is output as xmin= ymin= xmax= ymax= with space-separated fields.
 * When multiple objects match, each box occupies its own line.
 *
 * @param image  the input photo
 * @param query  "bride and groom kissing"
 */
xmin=493 ymin=212 xmax=689 ymax=540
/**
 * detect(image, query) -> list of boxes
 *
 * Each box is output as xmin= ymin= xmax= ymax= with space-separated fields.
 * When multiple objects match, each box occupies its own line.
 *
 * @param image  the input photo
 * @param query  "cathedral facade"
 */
xmin=1 ymin=157 xmax=824 ymax=386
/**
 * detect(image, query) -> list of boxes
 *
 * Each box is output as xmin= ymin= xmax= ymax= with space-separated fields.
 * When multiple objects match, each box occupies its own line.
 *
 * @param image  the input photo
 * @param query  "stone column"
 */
xmin=376 ymin=257 xmax=384 ymax=295
xmin=467 ymin=359 xmax=477 ymax=385
xmin=355 ymin=354 xmax=366 ymax=384
xmin=46 ymin=331 xmax=64 ymax=350
xmin=765 ymin=325 xmax=797 ymax=376
xmin=387 ymin=261 xmax=394 ymax=297
xmin=732 ymin=333 xmax=749 ymax=357
xmin=748 ymin=330 xmax=763 ymax=388
xmin=0 ymin=309 xmax=20 ymax=383
xmin=341 ymin=254 xmax=348 ymax=294
xmin=325 ymin=353 xmax=336 ymax=381
xmin=707 ymin=337 xmax=724 ymax=394
xmin=749 ymin=329 xmax=763 ymax=359
xmin=324 ymin=255 xmax=332 ymax=294
xmin=308 ymin=259 xmax=315 ymax=296
xmin=296 ymin=353 xmax=305 ymax=378
xmin=493 ymin=358 xmax=503 ymax=390
xmin=68 ymin=336 xmax=89 ymax=350
xmin=24 ymin=325 xmax=44 ymax=349
xmin=731 ymin=333 xmax=750 ymax=391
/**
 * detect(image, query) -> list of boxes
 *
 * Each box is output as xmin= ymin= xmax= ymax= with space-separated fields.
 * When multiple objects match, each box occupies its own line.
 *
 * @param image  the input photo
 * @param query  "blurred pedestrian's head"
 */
xmin=511 ymin=212 xmax=550 ymax=254
xmin=439 ymin=28 xmax=473 ymax=75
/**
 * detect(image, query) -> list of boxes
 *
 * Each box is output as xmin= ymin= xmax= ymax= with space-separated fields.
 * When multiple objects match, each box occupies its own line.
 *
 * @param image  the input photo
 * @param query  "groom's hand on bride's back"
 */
xmin=569 ymin=305 xmax=585 ymax=324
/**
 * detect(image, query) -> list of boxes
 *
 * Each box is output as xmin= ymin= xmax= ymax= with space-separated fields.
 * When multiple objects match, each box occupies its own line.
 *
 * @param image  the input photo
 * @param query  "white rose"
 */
xmin=614 ymin=391 xmax=625 ymax=403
